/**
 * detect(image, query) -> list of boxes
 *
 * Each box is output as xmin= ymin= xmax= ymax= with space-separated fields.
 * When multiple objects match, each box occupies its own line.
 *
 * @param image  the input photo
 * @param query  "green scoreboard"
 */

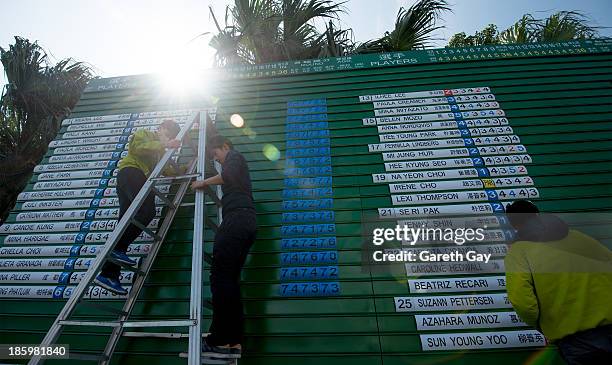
xmin=1 ymin=39 xmax=611 ymax=364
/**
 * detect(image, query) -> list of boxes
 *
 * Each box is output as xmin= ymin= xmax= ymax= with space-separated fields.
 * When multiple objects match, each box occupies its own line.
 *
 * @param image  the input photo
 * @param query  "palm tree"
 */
xmin=449 ymin=11 xmax=602 ymax=47
xmin=534 ymin=11 xmax=600 ymax=42
xmin=208 ymin=0 xmax=352 ymax=66
xmin=355 ymin=0 xmax=450 ymax=54
xmin=0 ymin=36 xmax=92 ymax=221
xmin=498 ymin=14 xmax=536 ymax=44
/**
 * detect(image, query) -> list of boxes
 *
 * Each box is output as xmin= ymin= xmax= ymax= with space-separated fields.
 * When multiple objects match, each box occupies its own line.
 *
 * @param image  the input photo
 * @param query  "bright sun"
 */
xmin=154 ymin=35 xmax=215 ymax=97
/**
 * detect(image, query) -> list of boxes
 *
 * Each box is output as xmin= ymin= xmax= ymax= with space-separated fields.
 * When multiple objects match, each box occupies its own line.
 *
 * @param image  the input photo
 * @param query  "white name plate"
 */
xmin=62 ymin=113 xmax=132 ymax=126
xmin=66 ymin=120 xmax=129 ymax=132
xmin=394 ymin=292 xmax=511 ymax=312
xmin=0 ymin=257 xmax=140 ymax=271
xmin=373 ymin=165 xmax=529 ymax=184
xmin=36 ymin=170 xmax=116 ymax=181
xmin=133 ymin=115 xmax=190 ymax=127
xmin=391 ymin=188 xmax=539 ymax=205
xmin=397 ymin=215 xmax=505 ymax=229
xmin=52 ymin=144 xmax=125 ymax=155
xmin=18 ymin=188 xmax=115 ymax=201
xmin=0 ymin=271 xmax=133 ymax=284
xmin=369 ymin=135 xmax=521 ymax=153
xmin=379 ymin=126 xmax=513 ymax=142
xmin=372 ymin=94 xmax=495 ymax=109
xmin=405 ymin=260 xmax=505 ymax=276
xmin=384 ymin=155 xmax=532 ymax=172
xmin=14 ymin=207 xmax=161 ymax=222
xmin=0 ymin=285 xmax=130 ymax=299
xmin=420 ymin=330 xmax=546 ymax=351
xmin=33 ymin=178 xmax=117 ymax=191
xmin=49 ymin=136 xmax=124 ymax=148
xmin=400 ymin=229 xmax=511 ymax=245
xmin=377 ymin=118 xmax=509 ymax=134
xmin=359 ymin=87 xmax=491 ymax=102
xmin=48 ymin=151 xmax=127 ymax=163
xmin=0 ymin=243 xmax=151 ymax=258
xmin=1 ymin=218 xmax=160 ymax=234
xmin=374 ymin=102 xmax=500 ymax=117
xmin=17 ymin=185 xmax=168 ymax=201
xmin=382 ymin=145 xmax=528 ymax=161
xmin=66 ymin=119 xmax=187 ymax=134
xmin=408 ymin=275 xmax=506 ymax=293
xmin=3 ymin=231 xmax=153 ymax=245
xmin=34 ymin=161 xmax=117 ymax=173
xmin=20 ymin=198 xmax=118 ymax=210
xmin=62 ymin=128 xmax=127 ymax=139
xmin=378 ymin=202 xmax=505 ymax=219
xmin=415 ymin=311 xmax=526 ymax=330
xmin=363 ymin=109 xmax=505 ymax=126
xmin=14 ymin=209 xmax=114 ymax=222
xmin=136 ymin=109 xmax=196 ymax=119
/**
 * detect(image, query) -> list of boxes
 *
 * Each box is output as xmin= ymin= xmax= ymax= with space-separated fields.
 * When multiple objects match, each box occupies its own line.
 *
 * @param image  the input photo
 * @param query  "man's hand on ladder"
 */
xmin=165 ymin=139 xmax=181 ymax=149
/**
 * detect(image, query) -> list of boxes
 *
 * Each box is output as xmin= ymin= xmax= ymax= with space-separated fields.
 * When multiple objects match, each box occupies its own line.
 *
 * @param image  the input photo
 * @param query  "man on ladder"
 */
xmin=191 ymin=135 xmax=257 ymax=357
xmin=95 ymin=119 xmax=184 ymax=295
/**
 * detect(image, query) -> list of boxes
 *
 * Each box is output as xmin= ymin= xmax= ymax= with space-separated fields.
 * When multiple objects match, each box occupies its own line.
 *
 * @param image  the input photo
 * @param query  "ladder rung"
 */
xmin=67 ymin=352 xmax=108 ymax=362
xmin=59 ymin=319 xmax=196 ymax=328
xmin=59 ymin=320 xmax=121 ymax=327
xmin=151 ymin=186 xmax=176 ymax=209
xmin=151 ymin=173 xmax=200 ymax=182
xmin=181 ymin=202 xmax=217 ymax=208
xmin=122 ymin=319 xmax=197 ymax=328
xmin=123 ymin=331 xmax=211 ymax=339
xmin=179 ymin=352 xmax=240 ymax=363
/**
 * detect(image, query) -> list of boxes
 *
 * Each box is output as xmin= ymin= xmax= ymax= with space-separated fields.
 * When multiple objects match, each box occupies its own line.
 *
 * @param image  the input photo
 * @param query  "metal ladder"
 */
xmin=29 ymin=111 xmax=231 ymax=364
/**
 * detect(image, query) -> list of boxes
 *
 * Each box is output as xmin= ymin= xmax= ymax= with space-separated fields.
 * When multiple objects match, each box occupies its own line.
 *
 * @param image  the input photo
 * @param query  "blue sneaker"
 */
xmin=110 ymin=250 xmax=137 ymax=266
xmin=94 ymin=274 xmax=128 ymax=295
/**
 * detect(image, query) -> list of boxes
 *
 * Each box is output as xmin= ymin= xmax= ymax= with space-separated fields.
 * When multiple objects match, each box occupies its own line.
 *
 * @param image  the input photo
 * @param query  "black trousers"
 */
xmin=557 ymin=324 xmax=612 ymax=365
xmin=101 ymin=167 xmax=156 ymax=280
xmin=207 ymin=208 xmax=257 ymax=346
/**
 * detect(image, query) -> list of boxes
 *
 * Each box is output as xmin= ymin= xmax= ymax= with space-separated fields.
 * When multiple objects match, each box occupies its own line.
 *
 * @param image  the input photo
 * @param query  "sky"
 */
xmin=1 ymin=0 xmax=611 ymax=86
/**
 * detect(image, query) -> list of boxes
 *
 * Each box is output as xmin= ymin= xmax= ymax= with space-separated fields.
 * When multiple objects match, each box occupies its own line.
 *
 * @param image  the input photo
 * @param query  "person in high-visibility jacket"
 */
xmin=94 ymin=119 xmax=182 ymax=295
xmin=504 ymin=200 xmax=612 ymax=365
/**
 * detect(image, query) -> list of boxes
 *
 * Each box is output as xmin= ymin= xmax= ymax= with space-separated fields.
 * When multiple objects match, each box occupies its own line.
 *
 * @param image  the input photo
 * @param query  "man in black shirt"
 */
xmin=191 ymin=135 xmax=257 ymax=356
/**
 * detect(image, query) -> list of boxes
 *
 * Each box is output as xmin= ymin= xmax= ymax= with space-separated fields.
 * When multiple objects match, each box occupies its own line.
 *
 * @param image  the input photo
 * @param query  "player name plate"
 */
xmin=420 ymin=330 xmax=545 ymax=351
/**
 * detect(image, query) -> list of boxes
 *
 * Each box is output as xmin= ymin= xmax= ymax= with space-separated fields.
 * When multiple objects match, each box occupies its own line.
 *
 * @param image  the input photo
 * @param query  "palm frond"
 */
xmin=499 ymin=14 xmax=537 ymax=44
xmin=357 ymin=0 xmax=450 ymax=53
xmin=537 ymin=11 xmax=600 ymax=42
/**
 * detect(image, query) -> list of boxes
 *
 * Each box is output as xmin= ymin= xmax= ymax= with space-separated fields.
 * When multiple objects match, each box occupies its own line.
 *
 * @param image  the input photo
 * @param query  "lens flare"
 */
xmin=263 ymin=144 xmax=280 ymax=161
xmin=230 ymin=114 xmax=244 ymax=128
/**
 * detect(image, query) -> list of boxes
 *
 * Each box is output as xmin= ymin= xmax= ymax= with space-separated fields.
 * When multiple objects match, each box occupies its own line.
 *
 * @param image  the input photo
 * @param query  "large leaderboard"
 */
xmin=359 ymin=87 xmax=544 ymax=351
xmin=1 ymin=40 xmax=611 ymax=365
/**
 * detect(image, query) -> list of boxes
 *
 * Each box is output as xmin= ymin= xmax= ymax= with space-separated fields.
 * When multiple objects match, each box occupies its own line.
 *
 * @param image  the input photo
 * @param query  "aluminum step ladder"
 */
xmin=29 ymin=111 xmax=230 ymax=364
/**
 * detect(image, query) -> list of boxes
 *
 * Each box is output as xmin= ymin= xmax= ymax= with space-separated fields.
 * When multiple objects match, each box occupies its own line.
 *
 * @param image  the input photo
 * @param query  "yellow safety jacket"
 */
xmin=118 ymin=129 xmax=180 ymax=176
xmin=505 ymin=216 xmax=612 ymax=342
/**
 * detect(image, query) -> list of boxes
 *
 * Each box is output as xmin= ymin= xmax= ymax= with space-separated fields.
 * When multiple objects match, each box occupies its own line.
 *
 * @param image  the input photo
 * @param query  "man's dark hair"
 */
xmin=506 ymin=200 xmax=540 ymax=229
xmin=160 ymin=119 xmax=181 ymax=139
xmin=208 ymin=135 xmax=233 ymax=150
